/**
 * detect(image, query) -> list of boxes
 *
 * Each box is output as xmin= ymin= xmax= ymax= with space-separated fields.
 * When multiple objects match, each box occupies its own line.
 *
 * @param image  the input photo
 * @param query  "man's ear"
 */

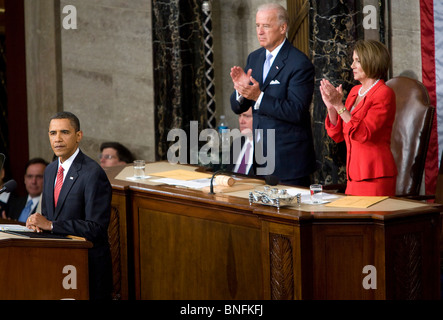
xmin=281 ymin=23 xmax=288 ymax=34
xmin=76 ymin=130 xmax=83 ymax=143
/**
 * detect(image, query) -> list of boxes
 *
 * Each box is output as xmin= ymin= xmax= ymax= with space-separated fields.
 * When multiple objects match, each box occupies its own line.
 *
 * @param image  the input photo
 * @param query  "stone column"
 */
xmin=24 ymin=0 xmax=61 ymax=161
xmin=152 ymin=0 xmax=206 ymax=160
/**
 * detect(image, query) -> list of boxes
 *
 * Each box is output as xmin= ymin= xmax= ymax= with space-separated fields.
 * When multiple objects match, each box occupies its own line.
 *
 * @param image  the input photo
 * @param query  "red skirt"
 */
xmin=345 ymin=176 xmax=397 ymax=196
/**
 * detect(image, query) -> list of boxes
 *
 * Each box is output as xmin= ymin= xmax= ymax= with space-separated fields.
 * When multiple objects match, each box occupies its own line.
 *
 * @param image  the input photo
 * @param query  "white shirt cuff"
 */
xmin=254 ymin=92 xmax=264 ymax=110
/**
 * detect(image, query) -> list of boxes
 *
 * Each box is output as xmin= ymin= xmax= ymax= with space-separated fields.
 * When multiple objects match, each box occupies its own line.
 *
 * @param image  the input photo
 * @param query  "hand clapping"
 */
xmin=230 ymin=66 xmax=261 ymax=101
xmin=320 ymin=78 xmax=344 ymax=110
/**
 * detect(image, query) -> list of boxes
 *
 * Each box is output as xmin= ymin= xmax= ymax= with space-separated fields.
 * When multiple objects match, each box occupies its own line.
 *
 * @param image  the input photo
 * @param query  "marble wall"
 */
xmin=152 ymin=0 xmax=207 ymax=160
xmin=309 ymin=0 xmax=361 ymax=185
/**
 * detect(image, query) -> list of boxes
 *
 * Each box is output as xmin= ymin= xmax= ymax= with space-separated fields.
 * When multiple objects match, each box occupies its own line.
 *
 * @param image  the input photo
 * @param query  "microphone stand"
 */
xmin=208 ymin=170 xmax=227 ymax=195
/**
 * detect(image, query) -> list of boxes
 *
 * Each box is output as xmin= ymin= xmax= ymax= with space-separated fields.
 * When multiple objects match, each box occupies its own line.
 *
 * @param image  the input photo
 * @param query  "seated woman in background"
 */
xmin=320 ymin=39 xmax=397 ymax=196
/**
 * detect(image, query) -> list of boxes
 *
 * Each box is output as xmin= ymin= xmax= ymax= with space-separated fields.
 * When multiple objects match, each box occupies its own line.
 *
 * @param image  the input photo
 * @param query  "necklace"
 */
xmin=358 ymin=79 xmax=380 ymax=97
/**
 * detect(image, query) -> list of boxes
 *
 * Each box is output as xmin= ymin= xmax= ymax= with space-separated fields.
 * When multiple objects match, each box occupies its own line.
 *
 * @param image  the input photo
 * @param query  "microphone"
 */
xmin=0 ymin=179 xmax=17 ymax=195
xmin=209 ymin=170 xmax=229 ymax=195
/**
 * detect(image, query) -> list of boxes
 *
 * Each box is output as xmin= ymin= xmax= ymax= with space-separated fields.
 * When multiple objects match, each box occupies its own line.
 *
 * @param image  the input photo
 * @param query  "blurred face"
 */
xmin=351 ymin=51 xmax=368 ymax=82
xmin=48 ymin=118 xmax=83 ymax=163
xmin=239 ymin=108 xmax=253 ymax=136
xmin=100 ymin=147 xmax=126 ymax=168
xmin=256 ymin=9 xmax=287 ymax=51
xmin=24 ymin=163 xmax=45 ymax=198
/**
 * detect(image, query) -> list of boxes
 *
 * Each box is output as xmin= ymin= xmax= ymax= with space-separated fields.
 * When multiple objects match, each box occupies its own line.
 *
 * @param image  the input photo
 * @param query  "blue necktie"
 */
xmin=263 ymin=53 xmax=272 ymax=80
xmin=18 ymin=199 xmax=33 ymax=223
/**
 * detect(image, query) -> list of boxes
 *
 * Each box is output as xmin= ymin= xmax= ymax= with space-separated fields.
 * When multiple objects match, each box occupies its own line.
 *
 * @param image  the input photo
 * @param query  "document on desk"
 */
xmin=150 ymin=177 xmax=212 ymax=189
xmin=152 ymin=169 xmax=212 ymax=180
xmin=0 ymin=224 xmax=31 ymax=232
xmin=325 ymin=196 xmax=389 ymax=208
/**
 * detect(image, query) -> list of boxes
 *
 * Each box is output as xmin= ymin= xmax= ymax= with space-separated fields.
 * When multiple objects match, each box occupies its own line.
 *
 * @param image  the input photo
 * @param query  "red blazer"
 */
xmin=325 ymin=80 xmax=398 ymax=182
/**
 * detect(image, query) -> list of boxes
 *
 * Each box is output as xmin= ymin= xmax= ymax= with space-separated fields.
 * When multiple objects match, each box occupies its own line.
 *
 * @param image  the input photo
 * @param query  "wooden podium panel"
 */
xmin=106 ymin=163 xmax=443 ymax=300
xmin=0 ymin=235 xmax=91 ymax=300
xmin=137 ymin=203 xmax=263 ymax=299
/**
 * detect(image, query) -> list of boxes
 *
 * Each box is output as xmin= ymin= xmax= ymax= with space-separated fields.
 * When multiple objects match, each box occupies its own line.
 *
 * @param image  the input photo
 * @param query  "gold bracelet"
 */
xmin=337 ymin=107 xmax=347 ymax=115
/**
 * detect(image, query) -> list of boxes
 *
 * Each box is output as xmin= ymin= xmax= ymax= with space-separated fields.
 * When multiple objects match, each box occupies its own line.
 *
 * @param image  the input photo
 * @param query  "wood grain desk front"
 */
xmin=105 ymin=163 xmax=442 ymax=300
xmin=0 ymin=231 xmax=91 ymax=300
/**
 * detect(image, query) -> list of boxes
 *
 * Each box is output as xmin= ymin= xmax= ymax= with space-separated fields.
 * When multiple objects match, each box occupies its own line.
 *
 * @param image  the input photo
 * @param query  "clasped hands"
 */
xmin=230 ymin=66 xmax=261 ymax=101
xmin=319 ymin=78 xmax=344 ymax=112
xmin=26 ymin=213 xmax=52 ymax=233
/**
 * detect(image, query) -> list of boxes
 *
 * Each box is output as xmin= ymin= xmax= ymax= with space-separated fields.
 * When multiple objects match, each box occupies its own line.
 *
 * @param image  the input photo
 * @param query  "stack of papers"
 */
xmin=150 ymin=178 xmax=212 ymax=189
xmin=0 ymin=224 xmax=31 ymax=232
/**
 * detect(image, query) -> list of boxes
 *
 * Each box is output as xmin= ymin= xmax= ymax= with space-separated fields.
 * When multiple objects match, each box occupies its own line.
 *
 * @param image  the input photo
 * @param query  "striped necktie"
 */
xmin=54 ymin=166 xmax=64 ymax=207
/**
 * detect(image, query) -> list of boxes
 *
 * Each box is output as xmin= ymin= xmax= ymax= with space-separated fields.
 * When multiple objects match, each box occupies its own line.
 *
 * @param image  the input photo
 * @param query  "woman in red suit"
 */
xmin=320 ymin=40 xmax=397 ymax=196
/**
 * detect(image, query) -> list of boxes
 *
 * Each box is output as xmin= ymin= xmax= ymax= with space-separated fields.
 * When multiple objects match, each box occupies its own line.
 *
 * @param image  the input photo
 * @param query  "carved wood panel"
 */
xmin=109 ymin=205 xmax=122 ymax=300
xmin=269 ymin=233 xmax=294 ymax=300
xmin=393 ymin=232 xmax=423 ymax=300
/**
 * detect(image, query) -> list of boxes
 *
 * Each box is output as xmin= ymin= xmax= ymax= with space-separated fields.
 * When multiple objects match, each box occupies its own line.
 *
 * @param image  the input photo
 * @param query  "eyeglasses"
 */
xmin=99 ymin=154 xmax=116 ymax=160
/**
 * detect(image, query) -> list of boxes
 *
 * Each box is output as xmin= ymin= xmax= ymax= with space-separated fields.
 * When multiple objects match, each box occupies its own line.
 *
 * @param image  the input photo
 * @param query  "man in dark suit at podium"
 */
xmin=7 ymin=158 xmax=48 ymax=222
xmin=26 ymin=111 xmax=113 ymax=300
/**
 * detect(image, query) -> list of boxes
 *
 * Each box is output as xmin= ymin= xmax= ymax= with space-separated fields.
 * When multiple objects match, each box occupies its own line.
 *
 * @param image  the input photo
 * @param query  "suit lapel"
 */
xmin=256 ymin=50 xmax=266 ymax=85
xmin=261 ymin=40 xmax=289 ymax=89
xmin=45 ymin=163 xmax=57 ymax=220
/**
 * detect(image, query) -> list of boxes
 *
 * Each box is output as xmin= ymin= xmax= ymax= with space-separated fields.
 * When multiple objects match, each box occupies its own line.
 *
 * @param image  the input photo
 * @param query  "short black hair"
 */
xmin=25 ymin=157 xmax=49 ymax=172
xmin=49 ymin=111 xmax=81 ymax=132
xmin=100 ymin=142 xmax=135 ymax=163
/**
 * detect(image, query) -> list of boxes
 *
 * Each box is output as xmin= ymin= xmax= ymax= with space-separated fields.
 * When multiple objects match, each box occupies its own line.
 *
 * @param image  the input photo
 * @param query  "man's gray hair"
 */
xmin=257 ymin=3 xmax=289 ymax=26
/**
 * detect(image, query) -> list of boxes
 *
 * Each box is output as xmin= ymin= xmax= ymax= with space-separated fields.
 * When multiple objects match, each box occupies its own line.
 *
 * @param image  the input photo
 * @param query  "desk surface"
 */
xmin=105 ymin=162 xmax=443 ymax=222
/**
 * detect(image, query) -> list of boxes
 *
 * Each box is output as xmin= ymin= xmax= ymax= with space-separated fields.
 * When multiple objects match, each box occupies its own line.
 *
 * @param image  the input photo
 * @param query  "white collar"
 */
xmin=58 ymin=148 xmax=80 ymax=175
xmin=266 ymin=38 xmax=286 ymax=63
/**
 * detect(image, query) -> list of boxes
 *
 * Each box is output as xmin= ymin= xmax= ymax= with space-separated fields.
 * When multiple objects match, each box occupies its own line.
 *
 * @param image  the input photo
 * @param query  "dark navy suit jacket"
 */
xmin=7 ymin=195 xmax=38 ymax=221
xmin=42 ymin=150 xmax=112 ymax=299
xmin=230 ymin=39 xmax=316 ymax=184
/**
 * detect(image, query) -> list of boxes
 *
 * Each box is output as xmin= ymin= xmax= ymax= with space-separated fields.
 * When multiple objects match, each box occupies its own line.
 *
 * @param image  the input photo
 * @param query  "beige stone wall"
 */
xmin=25 ymin=0 xmax=155 ymax=163
xmin=59 ymin=0 xmax=155 ymax=162
xmin=389 ymin=0 xmax=422 ymax=80
xmin=25 ymin=0 xmax=61 ymax=162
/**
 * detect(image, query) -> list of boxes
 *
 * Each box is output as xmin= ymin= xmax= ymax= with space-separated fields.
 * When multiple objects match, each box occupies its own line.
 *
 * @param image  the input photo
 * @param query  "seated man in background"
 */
xmin=7 ymin=158 xmax=48 ymax=222
xmin=228 ymin=107 xmax=254 ymax=176
xmin=99 ymin=141 xmax=135 ymax=168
